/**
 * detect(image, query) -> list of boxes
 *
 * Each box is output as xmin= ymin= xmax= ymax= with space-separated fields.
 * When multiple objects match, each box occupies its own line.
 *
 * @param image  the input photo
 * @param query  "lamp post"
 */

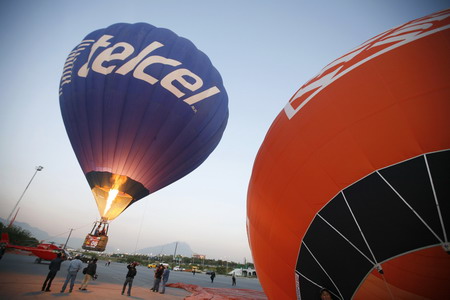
xmin=63 ymin=228 xmax=73 ymax=249
xmin=7 ymin=165 xmax=44 ymax=225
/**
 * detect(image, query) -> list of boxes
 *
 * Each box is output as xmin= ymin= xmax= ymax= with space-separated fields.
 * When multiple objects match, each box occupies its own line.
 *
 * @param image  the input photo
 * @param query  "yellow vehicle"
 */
xmin=147 ymin=263 xmax=157 ymax=268
xmin=190 ymin=266 xmax=202 ymax=273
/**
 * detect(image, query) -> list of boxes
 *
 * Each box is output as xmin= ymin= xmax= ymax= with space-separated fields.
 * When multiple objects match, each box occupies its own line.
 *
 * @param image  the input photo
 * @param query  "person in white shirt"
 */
xmin=60 ymin=255 xmax=83 ymax=293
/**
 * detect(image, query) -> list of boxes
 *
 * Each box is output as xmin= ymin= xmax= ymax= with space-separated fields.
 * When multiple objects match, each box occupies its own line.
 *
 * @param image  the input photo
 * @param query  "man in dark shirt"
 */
xmin=0 ymin=244 xmax=6 ymax=260
xmin=42 ymin=252 xmax=64 ymax=292
xmin=122 ymin=262 xmax=137 ymax=296
xmin=151 ymin=265 xmax=164 ymax=292
xmin=79 ymin=258 xmax=98 ymax=290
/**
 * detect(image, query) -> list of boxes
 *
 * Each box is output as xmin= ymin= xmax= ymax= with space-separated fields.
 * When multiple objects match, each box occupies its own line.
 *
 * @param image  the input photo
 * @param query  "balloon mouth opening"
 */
xmin=92 ymin=186 xmax=133 ymax=221
xmin=85 ymin=171 xmax=150 ymax=220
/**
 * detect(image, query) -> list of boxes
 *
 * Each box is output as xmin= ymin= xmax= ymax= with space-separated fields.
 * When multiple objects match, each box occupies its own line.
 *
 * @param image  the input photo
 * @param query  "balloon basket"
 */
xmin=82 ymin=234 xmax=108 ymax=252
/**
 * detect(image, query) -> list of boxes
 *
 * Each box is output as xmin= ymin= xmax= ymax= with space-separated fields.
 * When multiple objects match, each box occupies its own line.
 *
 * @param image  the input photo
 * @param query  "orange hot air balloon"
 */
xmin=247 ymin=9 xmax=450 ymax=300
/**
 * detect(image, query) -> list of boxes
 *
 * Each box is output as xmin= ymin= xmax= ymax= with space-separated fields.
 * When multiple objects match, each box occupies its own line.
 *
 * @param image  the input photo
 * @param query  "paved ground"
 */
xmin=0 ymin=253 xmax=188 ymax=300
xmin=0 ymin=252 xmax=266 ymax=300
xmin=0 ymin=273 xmax=190 ymax=300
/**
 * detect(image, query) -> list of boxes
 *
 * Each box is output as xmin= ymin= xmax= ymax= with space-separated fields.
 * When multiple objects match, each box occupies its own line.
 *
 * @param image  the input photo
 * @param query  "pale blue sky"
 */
xmin=1 ymin=0 xmax=448 ymax=263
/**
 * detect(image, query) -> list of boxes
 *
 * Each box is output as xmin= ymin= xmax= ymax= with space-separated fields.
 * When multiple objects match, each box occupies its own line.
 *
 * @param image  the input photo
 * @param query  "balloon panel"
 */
xmin=354 ymin=247 xmax=450 ymax=299
xmin=247 ymin=9 xmax=450 ymax=300
xmin=60 ymin=23 xmax=228 ymax=220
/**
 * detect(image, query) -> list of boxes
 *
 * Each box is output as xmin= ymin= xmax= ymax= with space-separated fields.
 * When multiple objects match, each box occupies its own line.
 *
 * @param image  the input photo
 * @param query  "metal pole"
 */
xmin=63 ymin=228 xmax=73 ymax=249
xmin=6 ymin=166 xmax=44 ymax=224
xmin=173 ymin=241 xmax=178 ymax=265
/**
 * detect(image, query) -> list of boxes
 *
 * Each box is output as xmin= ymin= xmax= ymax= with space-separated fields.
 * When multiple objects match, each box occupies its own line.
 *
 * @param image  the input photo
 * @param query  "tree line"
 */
xmin=0 ymin=222 xmax=39 ymax=246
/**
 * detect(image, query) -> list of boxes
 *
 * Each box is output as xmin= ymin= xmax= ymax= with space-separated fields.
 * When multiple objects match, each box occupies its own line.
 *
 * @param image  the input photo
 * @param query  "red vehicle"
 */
xmin=0 ymin=232 xmax=70 ymax=263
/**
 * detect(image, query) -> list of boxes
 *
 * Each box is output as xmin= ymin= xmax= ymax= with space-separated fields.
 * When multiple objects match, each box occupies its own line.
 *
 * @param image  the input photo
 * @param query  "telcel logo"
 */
xmin=62 ymin=34 xmax=220 ymax=106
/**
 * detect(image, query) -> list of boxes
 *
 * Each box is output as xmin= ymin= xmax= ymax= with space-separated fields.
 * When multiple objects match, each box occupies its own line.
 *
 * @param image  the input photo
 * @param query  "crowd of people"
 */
xmin=39 ymin=255 xmax=174 ymax=296
xmin=37 ymin=255 xmax=250 ymax=297
xmin=150 ymin=264 xmax=170 ymax=294
xmin=6 ymin=246 xmax=332 ymax=298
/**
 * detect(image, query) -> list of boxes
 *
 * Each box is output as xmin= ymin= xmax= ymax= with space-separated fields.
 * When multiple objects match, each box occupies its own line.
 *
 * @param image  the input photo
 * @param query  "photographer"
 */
xmin=122 ymin=262 xmax=138 ymax=296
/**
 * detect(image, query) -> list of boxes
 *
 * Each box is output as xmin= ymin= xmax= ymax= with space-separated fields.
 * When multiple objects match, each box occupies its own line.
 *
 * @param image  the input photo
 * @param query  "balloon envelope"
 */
xmin=60 ymin=23 xmax=228 ymax=221
xmin=247 ymin=9 xmax=450 ymax=300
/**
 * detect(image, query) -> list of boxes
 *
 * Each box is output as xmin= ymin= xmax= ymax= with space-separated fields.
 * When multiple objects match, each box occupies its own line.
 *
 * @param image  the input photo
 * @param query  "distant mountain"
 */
xmin=0 ymin=217 xmax=84 ymax=249
xmin=137 ymin=241 xmax=194 ymax=257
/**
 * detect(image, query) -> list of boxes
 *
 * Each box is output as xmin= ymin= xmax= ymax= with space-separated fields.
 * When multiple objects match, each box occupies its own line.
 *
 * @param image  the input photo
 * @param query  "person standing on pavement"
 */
xmin=210 ymin=271 xmax=216 ymax=283
xmin=160 ymin=266 xmax=170 ymax=294
xmin=122 ymin=262 xmax=137 ymax=296
xmin=151 ymin=264 xmax=164 ymax=292
xmin=60 ymin=255 xmax=83 ymax=293
xmin=232 ymin=272 xmax=236 ymax=286
xmin=41 ymin=252 xmax=63 ymax=292
xmin=79 ymin=258 xmax=97 ymax=291
xmin=0 ymin=244 xmax=6 ymax=260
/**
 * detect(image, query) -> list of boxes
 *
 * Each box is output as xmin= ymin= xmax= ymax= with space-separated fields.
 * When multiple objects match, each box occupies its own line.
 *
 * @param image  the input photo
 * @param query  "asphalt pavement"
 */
xmin=0 ymin=252 xmax=265 ymax=300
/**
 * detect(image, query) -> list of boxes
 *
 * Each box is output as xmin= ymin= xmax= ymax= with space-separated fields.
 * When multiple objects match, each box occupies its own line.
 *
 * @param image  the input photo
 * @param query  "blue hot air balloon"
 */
xmin=59 ymin=23 xmax=228 ymax=224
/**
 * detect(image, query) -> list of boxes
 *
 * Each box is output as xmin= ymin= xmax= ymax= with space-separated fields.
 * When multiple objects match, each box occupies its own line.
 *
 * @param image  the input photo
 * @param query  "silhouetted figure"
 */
xmin=99 ymin=226 xmax=106 ymax=236
xmin=79 ymin=258 xmax=97 ymax=290
xmin=42 ymin=252 xmax=63 ymax=292
xmin=151 ymin=265 xmax=164 ymax=292
xmin=160 ymin=266 xmax=170 ymax=294
xmin=122 ymin=262 xmax=137 ymax=296
xmin=0 ymin=245 xmax=6 ymax=260
xmin=94 ymin=224 xmax=101 ymax=236
xmin=210 ymin=271 xmax=216 ymax=283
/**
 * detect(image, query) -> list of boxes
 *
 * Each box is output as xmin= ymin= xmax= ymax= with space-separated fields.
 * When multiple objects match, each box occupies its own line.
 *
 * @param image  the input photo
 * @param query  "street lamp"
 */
xmin=7 ymin=165 xmax=44 ymax=225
